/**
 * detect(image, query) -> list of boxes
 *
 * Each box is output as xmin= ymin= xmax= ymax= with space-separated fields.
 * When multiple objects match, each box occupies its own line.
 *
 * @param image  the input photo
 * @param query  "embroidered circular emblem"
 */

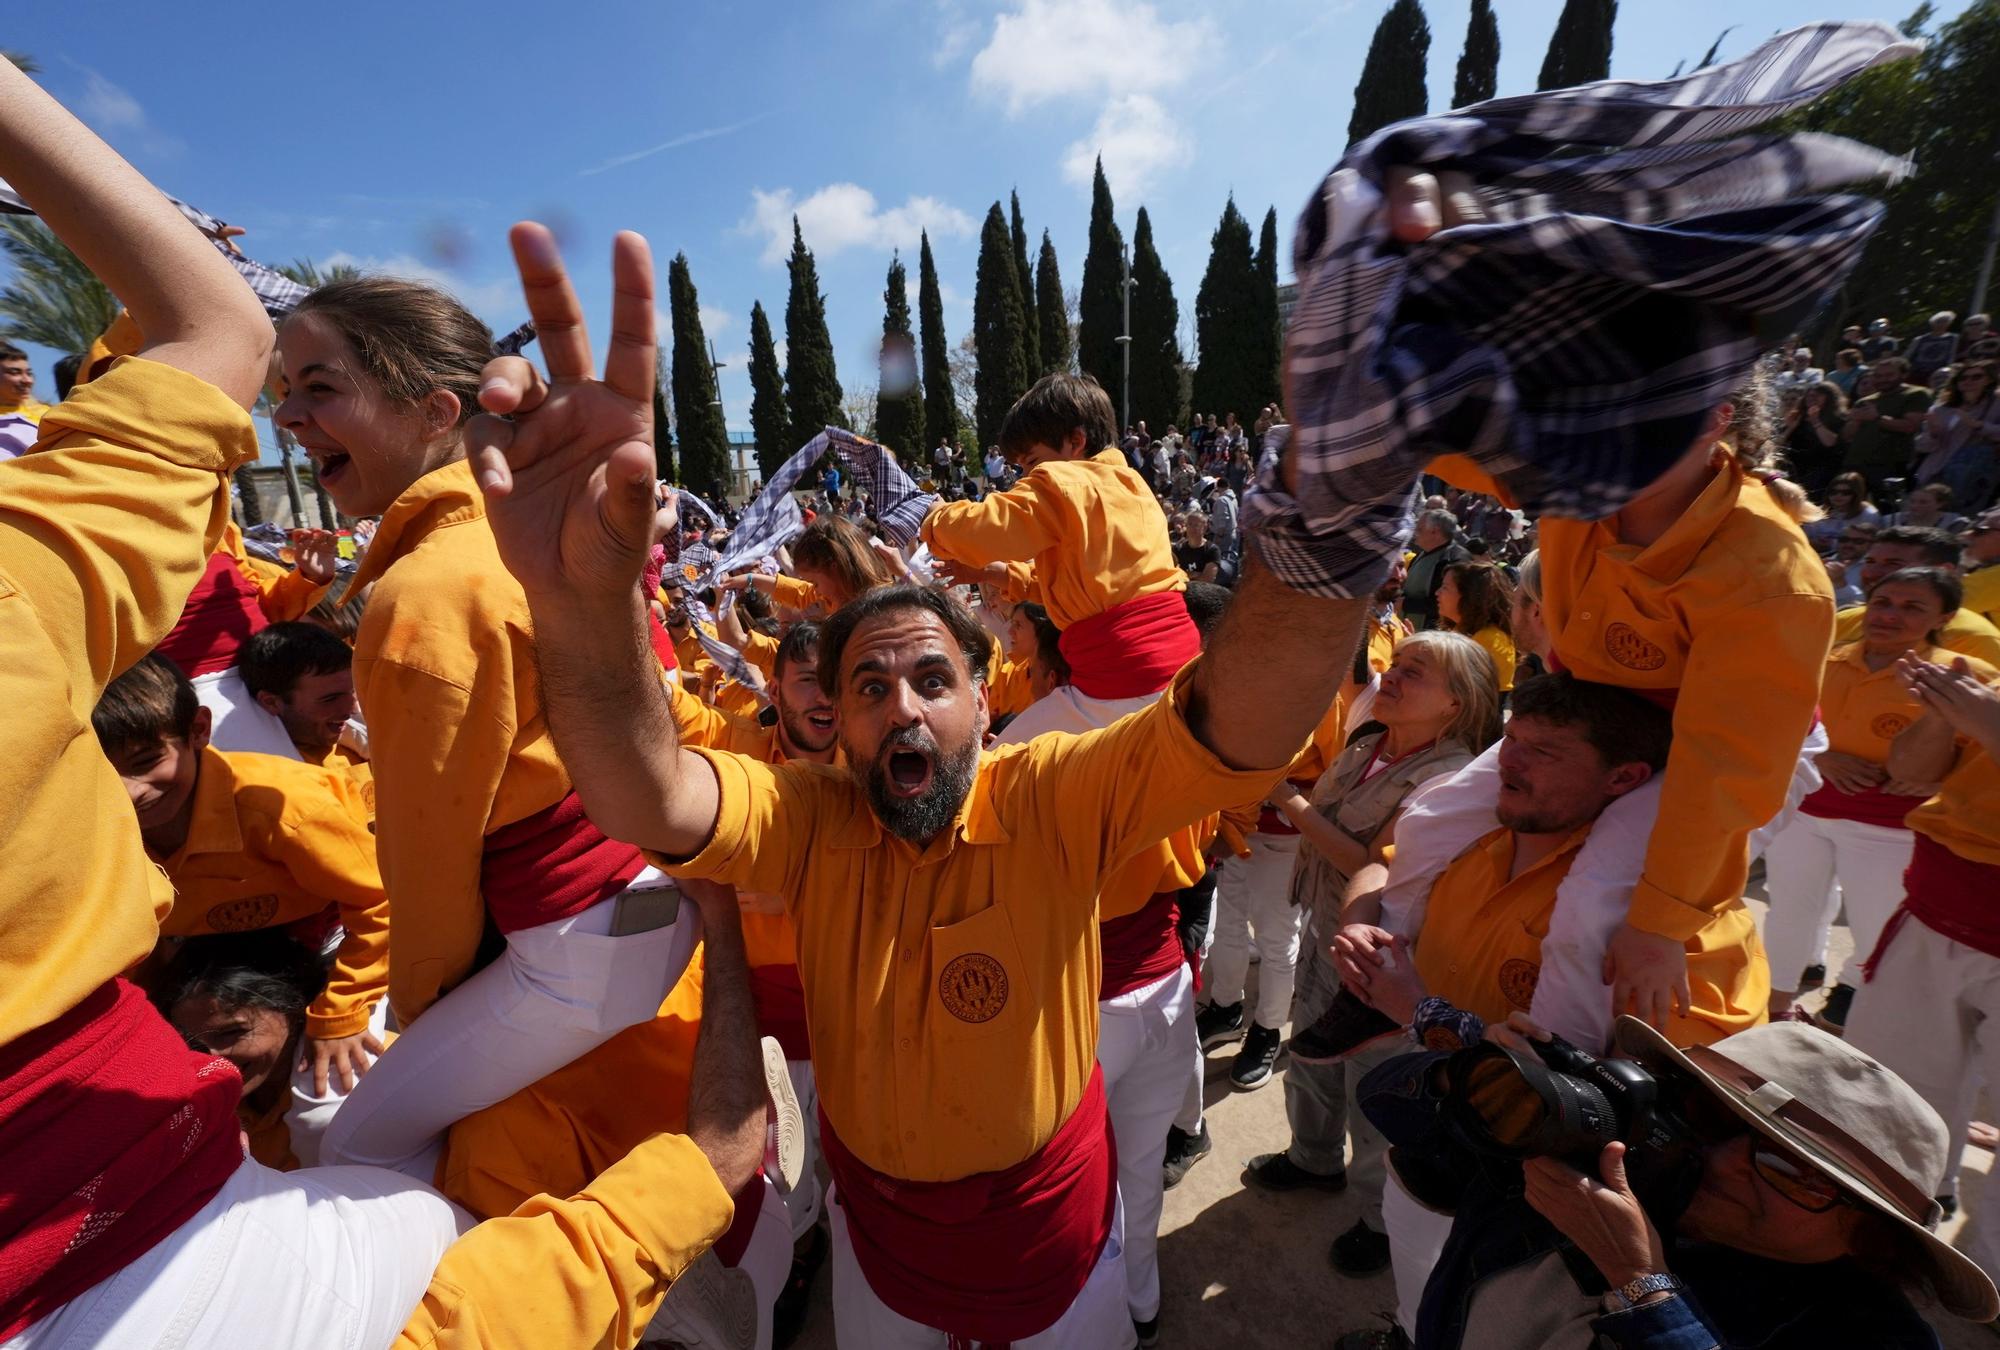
xmin=206 ymin=894 xmax=280 ymax=932
xmin=938 ymin=953 xmax=1010 ymax=1024
xmin=1498 ymin=958 xmax=1541 ymax=1011
xmin=1421 ymin=1025 xmax=1466 ymax=1053
xmin=1603 ymin=623 xmax=1667 ymax=672
xmin=681 ymin=561 xmax=702 ymax=584
xmin=1871 ymin=713 xmax=1912 ymax=740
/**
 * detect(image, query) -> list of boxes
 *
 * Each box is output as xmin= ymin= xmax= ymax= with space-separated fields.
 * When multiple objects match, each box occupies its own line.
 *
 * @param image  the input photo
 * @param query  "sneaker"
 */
xmin=1134 ymin=1313 xmax=1162 ymax=1348
xmin=1162 ymin=1121 xmax=1213 ymax=1190
xmin=1817 ymin=982 xmax=1856 ymax=1030
xmin=1230 ymin=1023 xmax=1282 ymax=1091
xmin=1244 ymin=1151 xmax=1348 ymax=1193
xmin=1799 ymin=962 xmax=1827 ymax=990
xmin=1197 ymin=1000 xmax=1245 ymax=1051
xmin=1333 ymin=1318 xmax=1411 ymax=1349
xmin=1288 ymin=987 xmax=1402 ymax=1065
xmin=1330 ymin=1218 xmax=1392 ymax=1276
xmin=761 ymin=1036 xmax=805 ymax=1195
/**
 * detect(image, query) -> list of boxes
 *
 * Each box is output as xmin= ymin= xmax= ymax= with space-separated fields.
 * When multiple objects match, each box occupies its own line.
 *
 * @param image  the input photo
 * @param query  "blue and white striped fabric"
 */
xmin=1245 ymin=21 xmax=1917 ymax=598
xmin=827 ymin=427 xmax=938 ymax=548
xmin=682 ymin=594 xmax=764 ymax=694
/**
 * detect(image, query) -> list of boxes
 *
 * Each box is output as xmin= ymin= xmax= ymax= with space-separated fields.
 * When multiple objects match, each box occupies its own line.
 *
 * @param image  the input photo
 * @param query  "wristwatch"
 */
xmin=1601 ymin=1272 xmax=1683 ymax=1313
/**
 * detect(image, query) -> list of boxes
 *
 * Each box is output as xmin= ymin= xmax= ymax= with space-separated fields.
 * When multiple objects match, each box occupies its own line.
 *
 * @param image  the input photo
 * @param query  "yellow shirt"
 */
xmin=220 ymin=518 xmax=328 ymax=622
xmin=0 ymin=395 xmax=49 ymax=423
xmin=920 ymin=449 xmax=1185 ymax=631
xmin=1819 ymin=643 xmax=1999 ymax=762
xmin=656 ymin=663 xmax=1283 ymax=1180
xmin=1964 ymin=567 xmax=2000 ymax=630
xmin=155 ymin=747 xmax=390 ymax=1039
xmin=1537 ymin=459 xmax=1835 ymax=944
xmin=1466 ymin=624 xmax=1517 ymax=693
xmin=0 ymin=357 xmax=255 ymax=1046
xmin=989 ymin=656 xmax=1037 ymax=719
xmin=344 ymin=458 xmax=586 ymax=1027
xmin=1833 ymin=604 xmax=2000 ymax=668
xmin=1415 ymin=826 xmax=1766 ymax=1047
xmin=1907 ymin=742 xmax=2000 ymax=867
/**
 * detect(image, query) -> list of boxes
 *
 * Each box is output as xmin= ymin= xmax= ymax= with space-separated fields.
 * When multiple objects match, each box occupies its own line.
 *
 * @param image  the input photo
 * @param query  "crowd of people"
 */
xmin=10 ymin=23 xmax=2000 ymax=1350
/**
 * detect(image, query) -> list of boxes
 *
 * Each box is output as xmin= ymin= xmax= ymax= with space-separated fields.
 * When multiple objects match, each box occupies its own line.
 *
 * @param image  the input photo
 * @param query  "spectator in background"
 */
xmin=1400 ymin=509 xmax=1469 ymax=630
xmin=983 ymin=444 xmax=1007 ymax=491
xmin=1825 ymin=521 xmax=1879 ymax=606
xmin=1861 ymin=317 xmax=1900 ymax=361
xmin=1228 ymin=445 xmax=1253 ymax=498
xmin=1885 ymin=482 xmax=1967 ymax=533
xmin=1807 ymin=471 xmax=1883 ymax=555
xmin=1774 ymin=346 xmax=1825 ymax=395
xmin=1843 ymin=357 xmax=1933 ymax=493
xmin=1437 ymin=560 xmax=1518 ymax=695
xmin=1906 ymin=309 xmax=1961 ymax=384
xmin=0 ymin=340 xmax=47 ymax=460
xmin=1838 ymin=322 xmax=1866 ymax=354
xmin=1965 ymin=507 xmax=2000 ymax=626
xmin=1913 ymin=360 xmax=2000 ymax=510
xmin=820 ymin=459 xmax=842 ymax=505
xmin=1828 ymin=346 xmax=1868 ymax=398
xmin=1783 ymin=380 xmax=1848 ymax=496
xmin=1174 ymin=510 xmax=1220 ymax=583
xmin=1207 ymin=476 xmax=1240 ymax=580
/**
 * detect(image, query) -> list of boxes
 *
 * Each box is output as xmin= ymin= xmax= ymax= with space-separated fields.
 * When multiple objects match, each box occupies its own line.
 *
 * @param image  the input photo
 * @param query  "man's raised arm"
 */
xmin=467 ymin=223 xmax=721 ymax=859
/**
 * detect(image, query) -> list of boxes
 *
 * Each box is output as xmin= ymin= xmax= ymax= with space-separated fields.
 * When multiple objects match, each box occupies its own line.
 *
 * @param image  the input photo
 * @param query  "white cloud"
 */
xmin=742 ymin=184 xmax=975 ymax=266
xmin=932 ymin=0 xmax=983 ymax=68
xmin=700 ymin=304 xmax=733 ymax=335
xmin=72 ymin=66 xmax=182 ymax=155
xmin=1060 ymin=93 xmax=1190 ymax=199
xmin=968 ymin=0 xmax=1216 ymax=117
xmin=323 ymin=252 xmax=520 ymax=322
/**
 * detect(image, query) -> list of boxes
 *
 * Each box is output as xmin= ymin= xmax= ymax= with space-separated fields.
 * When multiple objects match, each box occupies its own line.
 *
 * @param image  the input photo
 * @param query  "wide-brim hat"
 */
xmin=1614 ymin=1015 xmax=1998 ymax=1322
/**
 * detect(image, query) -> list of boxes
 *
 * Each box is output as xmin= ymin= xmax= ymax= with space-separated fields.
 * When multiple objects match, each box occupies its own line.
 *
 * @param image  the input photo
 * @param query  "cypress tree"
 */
xmin=1192 ymin=197 xmax=1264 ymax=424
xmin=783 ymin=217 xmax=843 ymax=448
xmin=1126 ymin=207 xmax=1183 ymax=435
xmin=667 ymin=252 xmax=729 ymax=494
xmin=971 ymin=202 xmax=1031 ymax=451
xmin=1251 ymin=206 xmax=1284 ymax=413
xmin=1036 ymin=229 xmax=1071 ymax=375
xmin=1076 ymin=157 xmax=1128 ymax=423
xmin=1348 ymin=0 xmax=1432 ymax=148
xmin=1538 ymin=0 xmax=1616 ymax=90
xmin=1454 ymin=0 xmax=1500 ymax=107
xmin=917 ymin=231 xmax=958 ymax=453
xmin=652 ymin=355 xmax=677 ymax=483
xmin=746 ymin=300 xmax=789 ymax=480
xmin=1009 ymin=189 xmax=1040 ymax=379
xmin=874 ymin=253 xmax=923 ymax=460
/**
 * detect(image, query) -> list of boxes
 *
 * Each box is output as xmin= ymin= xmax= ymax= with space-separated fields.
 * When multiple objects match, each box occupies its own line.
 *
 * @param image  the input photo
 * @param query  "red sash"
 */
xmin=1099 ymin=890 xmax=1184 ymax=1000
xmin=1056 ymin=592 xmax=1201 ymax=700
xmin=1256 ymin=778 xmax=1320 ymax=836
xmin=1801 ymin=781 xmax=1923 ymax=831
xmin=1866 ymin=834 xmax=2000 ymax=979
xmin=0 ymin=980 xmax=244 ymax=1338
xmin=820 ymin=1067 xmax=1116 ymax=1345
xmin=155 ymin=551 xmax=269 ymax=678
xmin=748 ymin=963 xmax=812 ymax=1061
xmin=480 ymin=791 xmax=647 ymax=934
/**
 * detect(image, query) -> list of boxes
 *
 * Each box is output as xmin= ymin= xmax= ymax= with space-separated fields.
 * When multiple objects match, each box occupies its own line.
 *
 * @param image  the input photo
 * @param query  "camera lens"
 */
xmin=1447 ymin=1042 xmax=1625 ymax=1162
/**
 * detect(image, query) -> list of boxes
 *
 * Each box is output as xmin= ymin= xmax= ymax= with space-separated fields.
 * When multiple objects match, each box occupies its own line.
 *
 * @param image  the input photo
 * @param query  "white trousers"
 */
xmin=647 ymin=1176 xmax=793 ymax=1350
xmin=1382 ymin=1166 xmax=1455 ymax=1340
xmin=191 ymin=666 xmax=299 ymax=759
xmin=324 ymin=873 xmax=700 ymax=1171
xmin=1175 ymin=885 xmax=1218 ymax=1135
xmin=1846 ymin=915 xmax=2000 ymax=1274
xmin=1098 ymin=964 xmax=1195 ymax=1322
xmin=826 ymin=1191 xmax=1135 ymax=1350
xmin=780 ymin=1058 xmax=823 ymax=1240
xmin=1762 ymin=813 xmax=1915 ymax=993
xmin=285 ymin=996 xmax=392 ymax=1169
xmin=1208 ymin=833 xmax=1304 ymax=1029
xmin=4 ymin=1158 xmax=469 ymax=1350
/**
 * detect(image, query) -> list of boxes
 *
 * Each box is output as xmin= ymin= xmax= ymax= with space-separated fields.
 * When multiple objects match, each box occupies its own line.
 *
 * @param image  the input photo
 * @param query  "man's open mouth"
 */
xmin=805 ymin=710 xmax=835 ymax=733
xmin=884 ymin=746 xmax=935 ymax=798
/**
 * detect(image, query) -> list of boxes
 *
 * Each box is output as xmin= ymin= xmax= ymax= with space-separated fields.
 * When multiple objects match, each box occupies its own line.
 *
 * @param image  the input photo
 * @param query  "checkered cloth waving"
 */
xmin=827 ymin=428 xmax=938 ymax=548
xmin=1247 ymin=20 xmax=1917 ymax=598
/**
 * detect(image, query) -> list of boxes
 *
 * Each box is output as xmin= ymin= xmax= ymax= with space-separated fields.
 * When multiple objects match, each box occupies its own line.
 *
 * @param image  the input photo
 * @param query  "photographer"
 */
xmin=1345 ymin=1010 xmax=1993 ymax=1349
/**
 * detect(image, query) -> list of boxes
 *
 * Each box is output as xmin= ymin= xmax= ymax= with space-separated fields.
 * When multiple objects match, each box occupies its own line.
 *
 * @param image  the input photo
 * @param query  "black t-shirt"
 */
xmin=1176 ymin=541 xmax=1220 ymax=576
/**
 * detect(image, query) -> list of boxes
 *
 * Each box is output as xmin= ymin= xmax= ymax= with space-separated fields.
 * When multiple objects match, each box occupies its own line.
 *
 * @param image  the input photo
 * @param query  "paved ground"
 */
xmin=788 ymin=892 xmax=1997 ymax=1348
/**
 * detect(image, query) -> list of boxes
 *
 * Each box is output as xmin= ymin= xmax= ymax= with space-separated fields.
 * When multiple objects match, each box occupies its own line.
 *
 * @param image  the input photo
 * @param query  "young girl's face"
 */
xmin=274 ymin=312 xmax=457 ymax=517
xmin=1437 ymin=572 xmax=1462 ymax=626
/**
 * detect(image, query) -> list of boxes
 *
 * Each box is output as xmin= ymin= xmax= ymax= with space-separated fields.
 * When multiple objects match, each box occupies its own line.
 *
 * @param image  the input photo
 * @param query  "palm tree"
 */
xmin=0 ymin=217 xmax=117 ymax=354
xmin=4 ymin=53 xmax=38 ymax=74
xmin=277 ymin=258 xmax=361 ymax=289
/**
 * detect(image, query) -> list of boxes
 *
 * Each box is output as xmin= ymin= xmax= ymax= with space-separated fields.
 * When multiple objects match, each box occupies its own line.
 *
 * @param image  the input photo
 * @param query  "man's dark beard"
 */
xmin=777 ymin=702 xmax=835 ymax=757
xmin=849 ymin=724 xmax=980 ymax=845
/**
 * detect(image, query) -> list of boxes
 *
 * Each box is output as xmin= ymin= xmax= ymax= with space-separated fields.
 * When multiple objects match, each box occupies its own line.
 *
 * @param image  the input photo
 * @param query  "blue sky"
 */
xmin=6 ymin=0 xmax=1958 ymax=452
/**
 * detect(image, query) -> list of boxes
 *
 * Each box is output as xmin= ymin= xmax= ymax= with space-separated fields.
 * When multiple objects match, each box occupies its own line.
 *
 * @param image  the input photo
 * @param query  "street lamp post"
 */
xmin=1116 ymin=242 xmax=1133 ymax=434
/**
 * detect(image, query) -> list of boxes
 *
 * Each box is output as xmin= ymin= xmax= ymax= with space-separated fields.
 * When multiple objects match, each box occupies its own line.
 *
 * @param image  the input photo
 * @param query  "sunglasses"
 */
xmin=1751 ymin=1139 xmax=1852 ymax=1213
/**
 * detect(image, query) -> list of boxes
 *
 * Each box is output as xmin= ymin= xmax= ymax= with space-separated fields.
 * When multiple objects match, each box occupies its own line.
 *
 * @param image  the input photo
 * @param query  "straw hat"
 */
xmin=1614 ymin=1015 xmax=1998 ymax=1321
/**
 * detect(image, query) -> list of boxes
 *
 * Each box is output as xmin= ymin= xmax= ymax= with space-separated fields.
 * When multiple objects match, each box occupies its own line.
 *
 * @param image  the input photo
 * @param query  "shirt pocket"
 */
xmin=928 ymin=902 xmax=1033 ymax=1043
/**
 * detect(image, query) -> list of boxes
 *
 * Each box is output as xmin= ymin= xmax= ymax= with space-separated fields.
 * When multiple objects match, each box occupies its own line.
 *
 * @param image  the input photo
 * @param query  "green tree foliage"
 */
xmin=1250 ymin=206 xmax=1284 ymax=412
xmin=0 ymin=216 xmax=116 ymax=354
xmin=275 ymin=258 xmax=362 ymax=289
xmin=746 ymin=300 xmax=788 ymax=480
xmin=1036 ymin=230 xmax=1071 ymax=376
xmin=652 ymin=354 xmax=677 ymax=484
xmin=783 ymin=218 xmax=844 ymax=448
xmin=1009 ymin=190 xmax=1040 ymax=379
xmin=1454 ymin=0 xmax=1501 ymax=107
xmin=1126 ymin=208 xmax=1184 ymax=434
xmin=1538 ymin=0 xmax=1617 ymax=90
xmin=874 ymin=254 xmax=923 ymax=460
xmin=972 ymin=202 xmax=1031 ymax=451
xmin=1077 ymin=157 xmax=1128 ymax=423
xmin=917 ymin=231 xmax=958 ymax=452
xmin=1349 ymin=0 xmax=1432 ymax=147
xmin=1787 ymin=2 xmax=2000 ymax=339
xmin=667 ymin=253 xmax=729 ymax=493
xmin=1192 ymin=197 xmax=1266 ymax=423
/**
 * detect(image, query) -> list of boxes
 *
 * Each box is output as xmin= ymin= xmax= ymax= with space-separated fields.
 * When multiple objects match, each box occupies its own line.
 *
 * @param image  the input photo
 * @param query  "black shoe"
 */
xmin=1818 ymin=982 xmax=1856 ymax=1029
xmin=1162 ymin=1121 xmax=1213 ymax=1190
xmin=771 ymin=1226 xmax=827 ymax=1348
xmin=1290 ymin=987 xmax=1402 ymax=1065
xmin=1333 ymin=1318 xmax=1411 ymax=1349
xmin=1799 ymin=963 xmax=1827 ymax=990
xmin=1231 ymin=1023 xmax=1282 ymax=1090
xmin=1244 ymin=1150 xmax=1348 ymax=1193
xmin=1197 ymin=1000 xmax=1245 ymax=1051
xmin=1134 ymin=1313 xmax=1162 ymax=1348
xmin=1330 ymin=1218 xmax=1392 ymax=1276
xmin=1938 ymin=1194 xmax=1959 ymax=1220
